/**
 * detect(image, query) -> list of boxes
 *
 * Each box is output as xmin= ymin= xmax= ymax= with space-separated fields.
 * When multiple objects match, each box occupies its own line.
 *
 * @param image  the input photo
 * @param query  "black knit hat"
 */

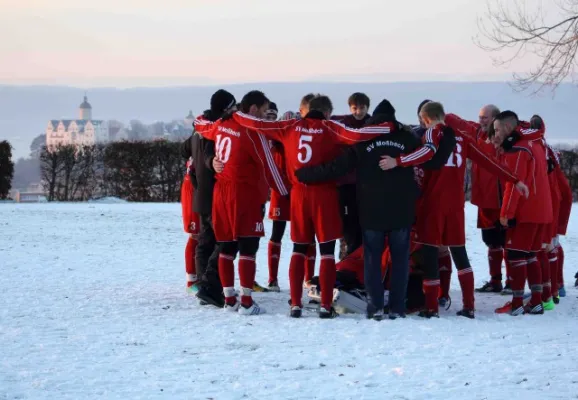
xmin=210 ymin=89 xmax=236 ymax=115
xmin=373 ymin=99 xmax=396 ymax=118
xmin=417 ymin=99 xmax=432 ymax=115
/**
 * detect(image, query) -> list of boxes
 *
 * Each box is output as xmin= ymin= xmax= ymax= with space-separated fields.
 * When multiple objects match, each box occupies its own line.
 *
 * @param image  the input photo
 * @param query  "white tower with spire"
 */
xmin=79 ymin=94 xmax=92 ymax=121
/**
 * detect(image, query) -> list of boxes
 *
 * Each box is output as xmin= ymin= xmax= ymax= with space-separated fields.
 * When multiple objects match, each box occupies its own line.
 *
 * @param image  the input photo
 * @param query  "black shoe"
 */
xmin=456 ymin=309 xmax=475 ymax=319
xmin=366 ymin=310 xmax=384 ymax=321
xmin=553 ymin=296 xmax=560 ymax=304
xmin=475 ymin=281 xmax=503 ymax=293
xmin=418 ymin=310 xmax=440 ymax=319
xmin=388 ymin=312 xmax=406 ymax=320
xmin=319 ymin=306 xmax=338 ymax=319
xmin=290 ymin=306 xmax=302 ymax=318
xmin=195 ymin=284 xmax=225 ymax=308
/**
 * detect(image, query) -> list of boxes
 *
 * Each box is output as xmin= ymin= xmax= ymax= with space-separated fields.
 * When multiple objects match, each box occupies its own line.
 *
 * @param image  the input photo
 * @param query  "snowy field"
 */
xmin=1 ymin=202 xmax=577 ymax=400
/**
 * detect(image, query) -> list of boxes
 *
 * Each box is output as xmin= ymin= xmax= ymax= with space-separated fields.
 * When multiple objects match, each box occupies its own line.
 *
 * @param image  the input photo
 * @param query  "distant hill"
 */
xmin=1 ymin=82 xmax=577 ymax=159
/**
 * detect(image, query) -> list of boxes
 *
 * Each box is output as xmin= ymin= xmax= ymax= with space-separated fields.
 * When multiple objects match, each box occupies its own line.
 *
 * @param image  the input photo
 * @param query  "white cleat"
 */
xmin=238 ymin=301 xmax=267 ymax=316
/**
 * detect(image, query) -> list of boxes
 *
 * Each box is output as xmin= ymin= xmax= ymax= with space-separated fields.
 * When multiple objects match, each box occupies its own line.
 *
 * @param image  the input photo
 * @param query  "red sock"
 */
xmin=238 ymin=255 xmax=256 ymax=307
xmin=457 ymin=267 xmax=475 ymax=310
xmin=185 ymin=236 xmax=198 ymax=286
xmin=526 ymin=255 xmax=543 ymax=306
xmin=549 ymin=247 xmax=559 ymax=297
xmin=267 ymin=241 xmax=281 ymax=284
xmin=218 ymin=254 xmax=236 ymax=305
xmin=538 ymin=250 xmax=552 ymax=301
xmin=438 ymin=250 xmax=452 ymax=299
xmin=508 ymin=258 xmax=527 ymax=309
xmin=423 ymin=279 xmax=440 ymax=313
xmin=488 ymin=248 xmax=503 ymax=282
xmin=289 ymin=252 xmax=306 ymax=307
xmin=305 ymin=244 xmax=316 ymax=282
xmin=558 ymin=244 xmax=565 ymax=288
xmin=319 ymin=254 xmax=336 ymax=309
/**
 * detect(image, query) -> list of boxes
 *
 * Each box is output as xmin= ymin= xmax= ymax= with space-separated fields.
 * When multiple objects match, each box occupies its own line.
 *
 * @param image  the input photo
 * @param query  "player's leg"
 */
xmin=237 ymin=237 xmax=266 ymax=315
xmin=524 ymin=225 xmax=545 ymax=314
xmin=557 ymin=242 xmax=566 ymax=296
xmin=267 ymin=220 xmax=286 ymax=290
xmin=318 ymin=240 xmax=338 ymax=319
xmin=477 ymin=229 xmax=505 ymax=293
xmin=449 ymin=246 xmax=475 ymax=318
xmin=438 ymin=246 xmax=452 ymax=306
xmin=304 ymin=243 xmax=317 ymax=288
xmin=420 ymin=244 xmax=441 ymax=318
xmin=185 ymin=234 xmax=199 ymax=293
xmin=362 ymin=229 xmax=387 ymax=319
xmin=219 ymin=240 xmax=239 ymax=310
xmin=387 ymin=227 xmax=411 ymax=319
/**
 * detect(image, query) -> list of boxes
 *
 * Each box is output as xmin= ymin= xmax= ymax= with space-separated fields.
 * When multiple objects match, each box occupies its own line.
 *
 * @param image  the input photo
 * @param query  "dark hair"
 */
xmin=495 ymin=110 xmax=519 ymax=124
xmin=268 ymin=102 xmax=278 ymax=112
xmin=348 ymin=92 xmax=370 ymax=107
xmin=530 ymin=114 xmax=544 ymax=130
xmin=308 ymin=95 xmax=333 ymax=115
xmin=417 ymin=99 xmax=432 ymax=115
xmin=240 ymin=90 xmax=269 ymax=114
xmin=300 ymin=93 xmax=315 ymax=107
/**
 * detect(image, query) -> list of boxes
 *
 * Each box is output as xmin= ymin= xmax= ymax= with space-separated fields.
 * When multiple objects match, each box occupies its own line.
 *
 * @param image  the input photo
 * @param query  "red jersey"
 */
xmin=500 ymin=138 xmax=553 ymax=224
xmin=231 ymin=111 xmax=393 ymax=188
xmin=193 ymin=117 xmax=289 ymax=203
xmin=547 ymin=145 xmax=573 ymax=235
xmin=397 ymin=123 xmax=519 ymax=213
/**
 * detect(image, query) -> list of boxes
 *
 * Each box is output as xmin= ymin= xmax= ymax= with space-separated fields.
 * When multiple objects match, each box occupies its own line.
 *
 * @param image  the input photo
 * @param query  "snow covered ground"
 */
xmin=1 ymin=202 xmax=577 ymax=400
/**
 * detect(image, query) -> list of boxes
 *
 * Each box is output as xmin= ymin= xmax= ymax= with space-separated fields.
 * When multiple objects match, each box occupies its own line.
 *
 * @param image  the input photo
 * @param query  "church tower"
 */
xmin=79 ymin=95 xmax=92 ymax=121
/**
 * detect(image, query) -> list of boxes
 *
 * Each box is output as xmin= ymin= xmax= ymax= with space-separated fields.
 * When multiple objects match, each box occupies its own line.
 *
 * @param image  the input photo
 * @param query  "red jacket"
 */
xmin=500 ymin=138 xmax=553 ymax=224
xmin=550 ymin=149 xmax=573 ymax=235
xmin=445 ymin=114 xmax=502 ymax=209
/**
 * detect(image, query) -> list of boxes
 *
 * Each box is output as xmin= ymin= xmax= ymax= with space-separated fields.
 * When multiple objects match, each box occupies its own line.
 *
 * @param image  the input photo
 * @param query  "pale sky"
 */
xmin=0 ymin=0 xmax=551 ymax=87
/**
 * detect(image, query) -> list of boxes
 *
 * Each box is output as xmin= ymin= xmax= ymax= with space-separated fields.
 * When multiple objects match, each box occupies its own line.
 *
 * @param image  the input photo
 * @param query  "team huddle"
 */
xmin=180 ymin=88 xmax=573 ymax=320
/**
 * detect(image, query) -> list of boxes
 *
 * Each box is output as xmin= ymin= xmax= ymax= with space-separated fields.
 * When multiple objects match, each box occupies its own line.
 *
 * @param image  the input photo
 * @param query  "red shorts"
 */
xmin=415 ymin=207 xmax=465 ymax=247
xmin=181 ymin=177 xmax=199 ymax=235
xmin=212 ymin=181 xmax=265 ymax=242
xmin=477 ymin=208 xmax=500 ymax=230
xmin=505 ymin=223 xmax=546 ymax=252
xmin=290 ymin=185 xmax=342 ymax=244
xmin=268 ymin=190 xmax=291 ymax=221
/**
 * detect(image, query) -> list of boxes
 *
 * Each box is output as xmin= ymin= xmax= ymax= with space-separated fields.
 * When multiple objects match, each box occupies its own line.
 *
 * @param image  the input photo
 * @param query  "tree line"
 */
xmin=39 ymin=141 xmax=183 ymax=202
xmin=25 ymin=141 xmax=578 ymax=203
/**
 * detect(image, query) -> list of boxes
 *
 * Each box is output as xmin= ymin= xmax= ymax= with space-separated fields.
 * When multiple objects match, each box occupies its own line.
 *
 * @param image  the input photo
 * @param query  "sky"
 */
xmin=0 ymin=0 xmax=554 ymax=87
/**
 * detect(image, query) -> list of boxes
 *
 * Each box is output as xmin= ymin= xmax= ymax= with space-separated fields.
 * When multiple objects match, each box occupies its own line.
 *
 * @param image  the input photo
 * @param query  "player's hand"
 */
xmin=500 ymin=217 xmax=509 ymax=227
xmin=212 ymin=157 xmax=224 ymax=173
xmin=379 ymin=155 xmax=398 ymax=170
xmin=515 ymin=181 xmax=529 ymax=198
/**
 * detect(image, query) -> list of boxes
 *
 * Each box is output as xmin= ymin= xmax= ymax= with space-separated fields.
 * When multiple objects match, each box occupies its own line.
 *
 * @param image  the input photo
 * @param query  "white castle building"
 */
xmin=45 ymin=95 xmax=116 ymax=149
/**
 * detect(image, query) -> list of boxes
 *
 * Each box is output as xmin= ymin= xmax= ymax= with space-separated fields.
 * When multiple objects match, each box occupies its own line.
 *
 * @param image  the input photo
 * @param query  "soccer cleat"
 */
xmin=524 ymin=302 xmax=544 ymax=315
xmin=252 ymin=281 xmax=269 ymax=292
xmin=418 ymin=310 xmax=439 ymax=319
xmin=224 ymin=301 xmax=240 ymax=312
xmin=574 ymin=271 xmax=578 ymax=287
xmin=501 ymin=284 xmax=513 ymax=295
xmin=495 ymin=301 xmax=524 ymax=316
xmin=238 ymin=301 xmax=266 ymax=316
xmin=267 ymin=280 xmax=281 ymax=293
xmin=542 ymin=298 xmax=555 ymax=311
xmin=559 ymin=286 xmax=566 ymax=297
xmin=475 ymin=281 xmax=503 ymax=293
xmin=289 ymin=306 xmax=302 ymax=318
xmin=186 ymin=283 xmax=200 ymax=295
xmin=438 ymin=297 xmax=451 ymax=310
xmin=456 ymin=309 xmax=475 ymax=319
xmin=318 ymin=306 xmax=338 ymax=319
xmin=553 ymin=295 xmax=560 ymax=305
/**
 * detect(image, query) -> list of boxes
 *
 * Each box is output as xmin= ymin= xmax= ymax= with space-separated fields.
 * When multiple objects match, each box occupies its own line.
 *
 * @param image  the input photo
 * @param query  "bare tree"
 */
xmin=40 ymin=145 xmax=64 ymax=201
xmin=477 ymin=0 xmax=578 ymax=93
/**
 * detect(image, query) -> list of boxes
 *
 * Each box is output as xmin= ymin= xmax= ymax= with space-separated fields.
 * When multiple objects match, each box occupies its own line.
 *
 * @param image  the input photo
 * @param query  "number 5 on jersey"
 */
xmin=216 ymin=134 xmax=232 ymax=163
xmin=298 ymin=135 xmax=313 ymax=164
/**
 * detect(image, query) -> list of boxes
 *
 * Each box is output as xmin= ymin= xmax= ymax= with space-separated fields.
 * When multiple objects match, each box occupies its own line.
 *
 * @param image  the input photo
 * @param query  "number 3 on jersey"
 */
xmin=216 ymin=134 xmax=232 ymax=163
xmin=445 ymin=142 xmax=463 ymax=168
xmin=298 ymin=135 xmax=313 ymax=164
